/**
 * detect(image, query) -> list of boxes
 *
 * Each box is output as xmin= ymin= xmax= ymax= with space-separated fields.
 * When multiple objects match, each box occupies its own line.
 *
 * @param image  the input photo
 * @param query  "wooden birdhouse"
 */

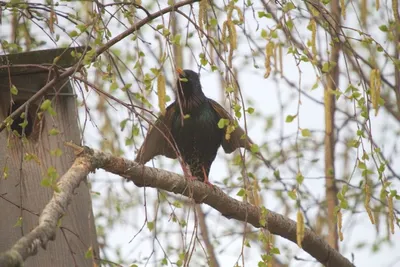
xmin=0 ymin=47 xmax=98 ymax=267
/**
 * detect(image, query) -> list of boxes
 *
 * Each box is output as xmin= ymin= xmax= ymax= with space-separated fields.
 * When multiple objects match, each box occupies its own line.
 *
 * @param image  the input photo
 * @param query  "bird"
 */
xmin=135 ymin=68 xmax=253 ymax=185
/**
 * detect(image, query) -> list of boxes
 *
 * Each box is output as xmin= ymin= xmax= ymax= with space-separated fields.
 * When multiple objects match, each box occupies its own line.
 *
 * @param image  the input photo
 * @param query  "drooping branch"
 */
xmin=323 ymin=0 xmax=341 ymax=250
xmin=0 ymin=145 xmax=354 ymax=267
xmin=195 ymin=204 xmax=220 ymax=267
xmin=0 ymin=0 xmax=200 ymax=133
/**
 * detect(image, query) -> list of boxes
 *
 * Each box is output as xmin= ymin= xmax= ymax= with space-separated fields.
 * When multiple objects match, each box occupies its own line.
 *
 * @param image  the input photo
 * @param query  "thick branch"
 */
xmin=0 ymin=147 xmax=354 ymax=267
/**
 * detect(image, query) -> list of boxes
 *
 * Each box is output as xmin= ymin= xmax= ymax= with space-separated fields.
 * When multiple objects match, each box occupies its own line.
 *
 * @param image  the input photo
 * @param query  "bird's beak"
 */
xmin=176 ymin=68 xmax=185 ymax=77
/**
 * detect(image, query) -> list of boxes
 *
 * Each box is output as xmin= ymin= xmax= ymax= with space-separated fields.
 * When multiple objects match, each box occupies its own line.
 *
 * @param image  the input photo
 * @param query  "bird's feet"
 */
xmin=202 ymin=166 xmax=213 ymax=188
xmin=183 ymin=165 xmax=198 ymax=181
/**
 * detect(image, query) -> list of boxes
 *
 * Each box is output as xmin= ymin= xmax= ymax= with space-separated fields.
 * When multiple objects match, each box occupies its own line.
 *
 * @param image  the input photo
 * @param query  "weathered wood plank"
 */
xmin=0 ymin=46 xmax=89 ymax=76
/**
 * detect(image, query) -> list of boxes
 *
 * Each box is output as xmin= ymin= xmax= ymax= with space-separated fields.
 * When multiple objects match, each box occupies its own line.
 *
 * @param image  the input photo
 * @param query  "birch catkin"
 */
xmin=364 ymin=184 xmax=376 ymax=224
xmin=296 ymin=210 xmax=305 ymax=247
xmin=337 ymin=210 xmax=344 ymax=241
xmin=157 ymin=74 xmax=166 ymax=115
xmin=264 ymin=41 xmax=274 ymax=78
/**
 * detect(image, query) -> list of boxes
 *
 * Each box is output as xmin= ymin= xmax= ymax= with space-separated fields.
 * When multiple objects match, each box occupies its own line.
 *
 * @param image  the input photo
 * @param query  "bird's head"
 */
xmin=176 ymin=68 xmax=204 ymax=100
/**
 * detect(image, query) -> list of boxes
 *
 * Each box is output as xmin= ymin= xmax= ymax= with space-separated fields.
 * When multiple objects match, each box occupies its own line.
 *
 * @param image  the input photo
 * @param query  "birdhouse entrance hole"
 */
xmin=7 ymin=100 xmax=39 ymax=138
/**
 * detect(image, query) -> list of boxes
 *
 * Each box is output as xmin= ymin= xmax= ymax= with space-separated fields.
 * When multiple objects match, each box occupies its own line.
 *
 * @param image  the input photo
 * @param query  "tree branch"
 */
xmin=195 ymin=204 xmax=220 ymax=267
xmin=0 ymin=0 xmax=200 ymax=133
xmin=323 ymin=0 xmax=341 ymax=250
xmin=0 ymin=146 xmax=354 ymax=267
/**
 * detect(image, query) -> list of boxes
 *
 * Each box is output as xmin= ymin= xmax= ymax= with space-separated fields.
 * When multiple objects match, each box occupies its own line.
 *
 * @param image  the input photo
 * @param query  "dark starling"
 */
xmin=135 ymin=68 xmax=253 ymax=185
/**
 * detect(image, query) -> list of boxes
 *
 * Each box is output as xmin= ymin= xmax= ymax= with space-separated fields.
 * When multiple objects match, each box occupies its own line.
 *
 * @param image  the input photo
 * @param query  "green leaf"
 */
xmin=322 ymin=61 xmax=337 ymax=73
xmin=132 ymin=126 xmax=140 ymax=136
xmin=172 ymin=34 xmax=181 ymax=45
xmin=286 ymin=19 xmax=294 ymax=31
xmin=179 ymin=220 xmax=187 ymax=227
xmin=18 ymin=118 xmax=28 ymax=129
xmin=378 ymin=25 xmax=388 ymax=32
xmin=235 ymin=110 xmax=242 ymax=119
xmin=76 ymin=24 xmax=88 ymax=33
xmin=237 ymin=188 xmax=246 ymax=196
xmin=120 ymin=119 xmax=129 ymax=131
xmin=10 ymin=85 xmax=18 ymax=95
xmin=339 ymin=199 xmax=349 ymax=209
xmin=218 ymin=118 xmax=229 ymax=129
xmin=296 ymin=172 xmax=304 ymax=184
xmin=250 ymin=144 xmax=259 ymax=153
xmin=172 ymin=201 xmax=182 ymax=208
xmin=283 ymin=2 xmax=295 ymax=12
xmin=121 ymin=83 xmax=132 ymax=91
xmin=301 ymin=128 xmax=311 ymax=137
xmin=210 ymin=18 xmax=218 ymax=27
xmin=110 ymin=82 xmax=118 ymax=91
xmin=85 ymin=247 xmax=93 ymax=259
xmin=50 ymin=148 xmax=63 ymax=157
xmin=362 ymin=152 xmax=369 ymax=160
xmin=258 ymin=11 xmax=272 ymax=18
xmin=270 ymin=247 xmax=280 ymax=254
xmin=311 ymin=80 xmax=319 ymax=90
xmin=226 ymin=86 xmax=234 ymax=93
xmin=49 ymin=128 xmax=60 ymax=136
xmin=233 ymin=104 xmax=241 ymax=113
xmin=69 ymin=30 xmax=78 ymax=37
xmin=179 ymin=253 xmax=185 ymax=260
xmin=261 ymin=29 xmax=268 ymax=39
xmin=162 ymin=28 xmax=170 ymax=36
xmin=147 ymin=221 xmax=154 ymax=231
xmin=288 ymin=190 xmax=297 ymax=200
xmin=348 ymin=139 xmax=360 ymax=148
xmin=125 ymin=137 xmax=134 ymax=146
xmin=200 ymin=57 xmax=208 ymax=66
xmin=259 ymin=207 xmax=268 ymax=227
xmin=3 ymin=166 xmax=9 ymax=179
xmin=285 ymin=114 xmax=297 ymax=123
xmin=14 ymin=217 xmax=23 ymax=228
xmin=358 ymin=161 xmax=366 ymax=170
xmin=247 ymin=107 xmax=255 ymax=114
xmin=40 ymin=99 xmax=52 ymax=111
xmin=41 ymin=178 xmax=51 ymax=187
xmin=341 ymin=185 xmax=349 ymax=195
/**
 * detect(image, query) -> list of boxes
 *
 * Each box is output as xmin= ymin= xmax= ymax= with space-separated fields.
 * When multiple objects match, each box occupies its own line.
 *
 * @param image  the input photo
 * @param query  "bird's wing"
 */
xmin=135 ymin=104 xmax=178 ymax=164
xmin=209 ymin=99 xmax=253 ymax=153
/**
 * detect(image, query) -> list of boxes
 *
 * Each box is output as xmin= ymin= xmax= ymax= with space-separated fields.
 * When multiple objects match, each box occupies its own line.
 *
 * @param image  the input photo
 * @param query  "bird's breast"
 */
xmin=171 ymin=103 xmax=223 ymax=161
